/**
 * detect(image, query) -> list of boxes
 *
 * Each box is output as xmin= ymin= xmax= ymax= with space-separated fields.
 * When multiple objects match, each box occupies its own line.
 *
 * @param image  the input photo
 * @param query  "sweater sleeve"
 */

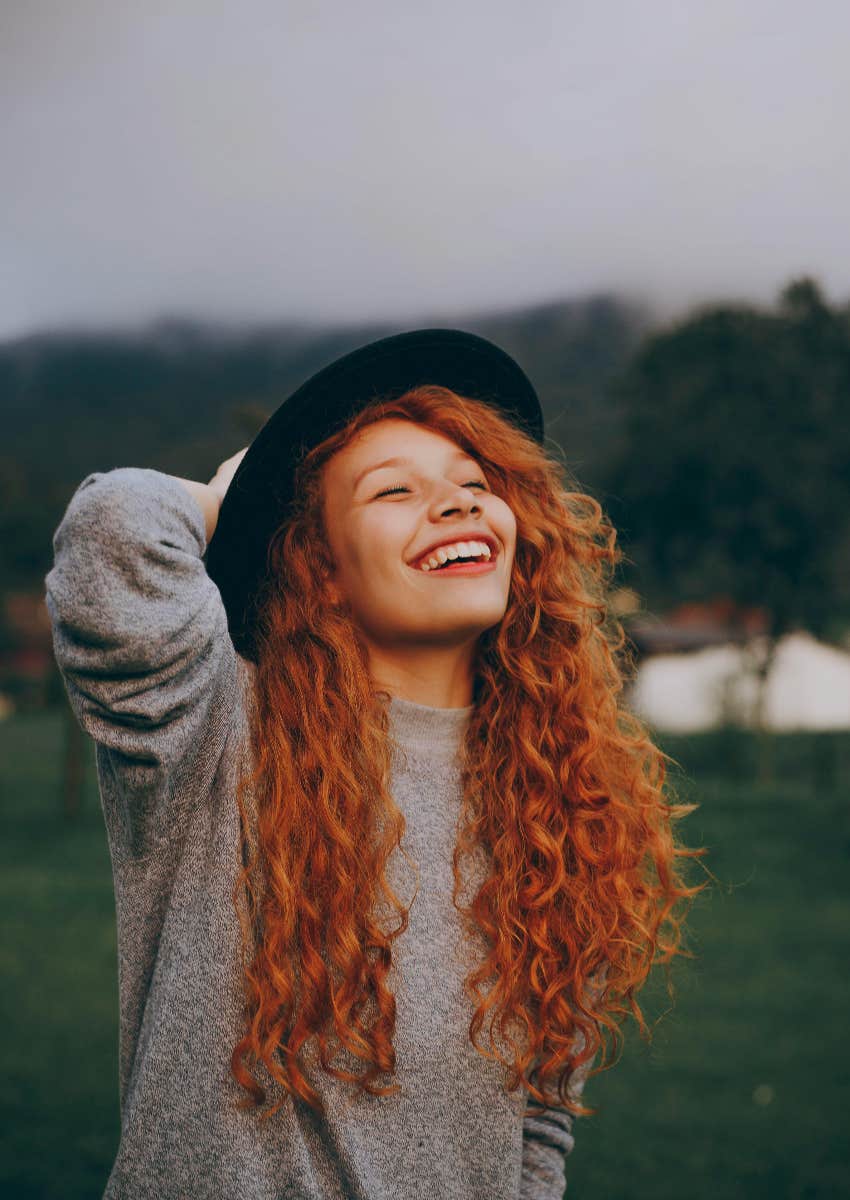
xmin=44 ymin=467 xmax=239 ymax=862
xmin=519 ymin=1044 xmax=597 ymax=1199
xmin=520 ymin=965 xmax=608 ymax=1198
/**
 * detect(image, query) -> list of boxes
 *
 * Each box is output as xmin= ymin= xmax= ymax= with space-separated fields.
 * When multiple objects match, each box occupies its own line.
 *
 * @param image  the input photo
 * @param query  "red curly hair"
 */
xmin=228 ymin=384 xmax=709 ymax=1123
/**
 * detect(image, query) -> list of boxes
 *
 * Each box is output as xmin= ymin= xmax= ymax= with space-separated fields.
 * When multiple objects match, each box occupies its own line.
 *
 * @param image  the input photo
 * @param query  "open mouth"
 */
xmin=410 ymin=536 xmax=500 ymax=571
xmin=409 ymin=552 xmax=498 ymax=576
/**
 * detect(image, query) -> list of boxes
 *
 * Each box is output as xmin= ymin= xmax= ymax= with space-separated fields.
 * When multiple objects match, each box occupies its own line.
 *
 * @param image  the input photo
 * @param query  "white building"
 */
xmin=629 ymin=631 xmax=850 ymax=732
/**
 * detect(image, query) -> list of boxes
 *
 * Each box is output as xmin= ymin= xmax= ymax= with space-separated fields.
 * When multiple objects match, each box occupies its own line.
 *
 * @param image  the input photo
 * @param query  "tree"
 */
xmin=603 ymin=277 xmax=850 ymax=779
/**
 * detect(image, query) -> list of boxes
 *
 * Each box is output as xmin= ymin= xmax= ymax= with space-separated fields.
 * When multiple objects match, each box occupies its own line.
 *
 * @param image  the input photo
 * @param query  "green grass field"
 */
xmin=1 ymin=711 xmax=848 ymax=1199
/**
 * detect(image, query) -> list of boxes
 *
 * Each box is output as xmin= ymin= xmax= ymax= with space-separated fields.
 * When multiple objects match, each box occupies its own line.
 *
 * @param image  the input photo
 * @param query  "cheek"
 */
xmin=345 ymin=537 xmax=400 ymax=585
xmin=357 ymin=513 xmax=411 ymax=565
xmin=490 ymin=498 xmax=517 ymax=546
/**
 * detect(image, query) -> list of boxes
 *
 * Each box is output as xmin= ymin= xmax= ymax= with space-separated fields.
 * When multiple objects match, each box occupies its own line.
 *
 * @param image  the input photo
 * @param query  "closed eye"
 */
xmin=376 ymin=481 xmax=489 ymax=498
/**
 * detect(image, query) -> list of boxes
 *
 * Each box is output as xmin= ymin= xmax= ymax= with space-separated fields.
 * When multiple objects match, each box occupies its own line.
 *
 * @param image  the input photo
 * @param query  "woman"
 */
xmin=45 ymin=329 xmax=705 ymax=1199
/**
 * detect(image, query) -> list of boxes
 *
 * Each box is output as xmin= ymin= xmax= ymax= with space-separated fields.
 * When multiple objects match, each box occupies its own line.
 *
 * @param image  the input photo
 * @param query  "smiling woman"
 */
xmin=45 ymin=329 xmax=708 ymax=1200
xmin=317 ymin=416 xmax=517 ymax=707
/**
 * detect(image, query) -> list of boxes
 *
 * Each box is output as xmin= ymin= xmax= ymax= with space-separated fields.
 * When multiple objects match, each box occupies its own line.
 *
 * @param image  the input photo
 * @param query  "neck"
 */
xmin=366 ymin=643 xmax=478 ymax=708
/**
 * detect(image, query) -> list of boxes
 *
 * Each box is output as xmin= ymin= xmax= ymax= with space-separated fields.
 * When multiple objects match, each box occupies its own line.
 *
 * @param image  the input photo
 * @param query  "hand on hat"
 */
xmin=170 ymin=448 xmax=251 ymax=547
xmin=208 ymin=447 xmax=250 ymax=506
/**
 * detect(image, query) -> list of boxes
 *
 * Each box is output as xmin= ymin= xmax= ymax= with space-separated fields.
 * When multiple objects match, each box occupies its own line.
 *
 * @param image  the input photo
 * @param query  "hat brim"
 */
xmin=204 ymin=327 xmax=543 ymax=661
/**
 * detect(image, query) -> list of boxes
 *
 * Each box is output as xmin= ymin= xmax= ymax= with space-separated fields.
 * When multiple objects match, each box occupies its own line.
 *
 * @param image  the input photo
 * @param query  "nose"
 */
xmin=430 ymin=482 xmax=483 ymax=519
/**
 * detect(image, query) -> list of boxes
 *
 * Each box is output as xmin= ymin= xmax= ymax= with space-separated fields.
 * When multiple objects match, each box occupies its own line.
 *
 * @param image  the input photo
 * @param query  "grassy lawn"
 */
xmin=1 ymin=710 xmax=849 ymax=1198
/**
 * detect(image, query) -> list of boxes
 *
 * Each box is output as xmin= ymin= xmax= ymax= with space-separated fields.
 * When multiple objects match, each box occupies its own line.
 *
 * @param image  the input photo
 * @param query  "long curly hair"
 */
xmin=228 ymin=384 xmax=709 ymax=1122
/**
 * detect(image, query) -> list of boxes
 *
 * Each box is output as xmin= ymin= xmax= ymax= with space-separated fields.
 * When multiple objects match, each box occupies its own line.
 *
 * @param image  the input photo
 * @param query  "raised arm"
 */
xmin=44 ymin=456 xmax=246 ymax=863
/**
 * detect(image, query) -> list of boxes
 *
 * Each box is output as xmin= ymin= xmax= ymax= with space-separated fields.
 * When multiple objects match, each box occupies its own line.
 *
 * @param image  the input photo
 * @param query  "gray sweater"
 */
xmin=45 ymin=467 xmax=596 ymax=1200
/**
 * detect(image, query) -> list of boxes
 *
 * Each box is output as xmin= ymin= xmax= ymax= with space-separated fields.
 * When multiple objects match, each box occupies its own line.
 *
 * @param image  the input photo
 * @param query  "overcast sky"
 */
xmin=3 ymin=0 xmax=849 ymax=342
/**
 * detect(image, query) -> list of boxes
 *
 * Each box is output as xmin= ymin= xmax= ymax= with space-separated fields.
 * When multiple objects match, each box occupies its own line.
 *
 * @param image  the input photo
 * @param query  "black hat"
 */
xmin=204 ymin=327 xmax=544 ymax=661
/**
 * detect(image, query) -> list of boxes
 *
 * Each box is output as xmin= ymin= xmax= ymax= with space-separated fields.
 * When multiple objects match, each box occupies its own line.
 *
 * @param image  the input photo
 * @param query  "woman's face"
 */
xmin=320 ymin=418 xmax=517 ymax=656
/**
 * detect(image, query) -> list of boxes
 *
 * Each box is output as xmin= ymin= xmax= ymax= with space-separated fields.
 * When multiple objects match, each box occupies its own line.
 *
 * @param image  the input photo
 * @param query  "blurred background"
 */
xmin=2 ymin=2 xmax=849 ymax=1197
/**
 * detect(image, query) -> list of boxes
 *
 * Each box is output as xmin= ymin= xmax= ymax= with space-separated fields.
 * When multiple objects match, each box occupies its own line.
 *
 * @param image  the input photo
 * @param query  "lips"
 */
xmin=417 ymin=558 xmax=498 ymax=577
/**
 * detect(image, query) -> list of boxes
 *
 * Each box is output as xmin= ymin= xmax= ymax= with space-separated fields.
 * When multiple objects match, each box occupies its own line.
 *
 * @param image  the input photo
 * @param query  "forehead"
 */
xmin=335 ymin=419 xmax=475 ymax=476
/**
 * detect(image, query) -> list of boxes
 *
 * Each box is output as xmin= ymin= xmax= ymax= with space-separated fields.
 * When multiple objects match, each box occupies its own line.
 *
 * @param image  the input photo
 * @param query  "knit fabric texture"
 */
xmin=45 ymin=467 xmax=596 ymax=1199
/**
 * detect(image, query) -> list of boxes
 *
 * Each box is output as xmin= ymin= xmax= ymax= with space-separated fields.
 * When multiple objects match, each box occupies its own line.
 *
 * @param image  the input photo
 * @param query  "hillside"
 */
xmin=2 ymin=293 xmax=653 ymax=589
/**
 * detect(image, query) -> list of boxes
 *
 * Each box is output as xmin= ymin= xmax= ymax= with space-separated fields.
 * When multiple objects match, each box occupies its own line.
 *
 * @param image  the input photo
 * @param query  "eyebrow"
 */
xmin=353 ymin=450 xmax=477 ymax=492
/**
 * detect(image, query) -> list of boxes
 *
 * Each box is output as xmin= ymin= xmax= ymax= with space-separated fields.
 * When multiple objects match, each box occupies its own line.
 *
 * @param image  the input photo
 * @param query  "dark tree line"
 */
xmin=603 ymin=276 xmax=850 ymax=640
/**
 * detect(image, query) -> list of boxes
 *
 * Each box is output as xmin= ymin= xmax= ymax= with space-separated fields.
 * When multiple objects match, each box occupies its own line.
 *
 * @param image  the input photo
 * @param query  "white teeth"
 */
xmin=418 ymin=539 xmax=494 ymax=571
